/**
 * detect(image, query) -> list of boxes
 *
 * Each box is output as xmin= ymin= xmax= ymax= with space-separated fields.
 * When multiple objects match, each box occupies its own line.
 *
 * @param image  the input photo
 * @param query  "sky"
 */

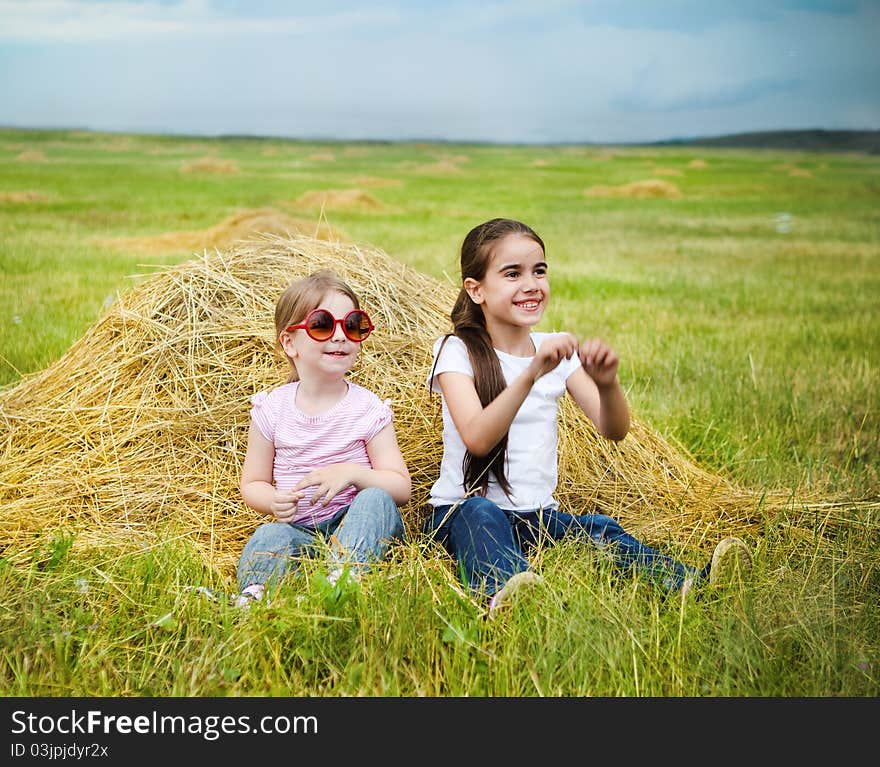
xmin=0 ymin=0 xmax=878 ymax=144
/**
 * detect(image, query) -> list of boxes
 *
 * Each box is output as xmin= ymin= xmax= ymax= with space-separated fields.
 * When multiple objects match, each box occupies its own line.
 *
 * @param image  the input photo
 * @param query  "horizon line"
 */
xmin=1 ymin=123 xmax=879 ymax=148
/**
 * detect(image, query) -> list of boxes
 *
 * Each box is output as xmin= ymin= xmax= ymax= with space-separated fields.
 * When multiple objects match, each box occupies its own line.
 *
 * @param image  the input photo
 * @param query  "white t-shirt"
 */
xmin=426 ymin=332 xmax=582 ymax=510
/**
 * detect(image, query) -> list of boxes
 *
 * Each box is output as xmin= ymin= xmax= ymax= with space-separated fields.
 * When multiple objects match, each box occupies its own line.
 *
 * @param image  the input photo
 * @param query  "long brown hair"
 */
xmin=433 ymin=218 xmax=545 ymax=498
xmin=275 ymin=270 xmax=361 ymax=383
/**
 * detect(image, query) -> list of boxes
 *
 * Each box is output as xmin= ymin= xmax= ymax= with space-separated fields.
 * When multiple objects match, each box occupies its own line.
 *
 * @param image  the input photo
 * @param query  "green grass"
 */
xmin=3 ymin=525 xmax=877 ymax=696
xmin=1 ymin=128 xmax=878 ymax=696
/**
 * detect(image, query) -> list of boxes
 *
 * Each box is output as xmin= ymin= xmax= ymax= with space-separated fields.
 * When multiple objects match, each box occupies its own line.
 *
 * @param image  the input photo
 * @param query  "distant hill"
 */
xmin=654 ymin=129 xmax=880 ymax=154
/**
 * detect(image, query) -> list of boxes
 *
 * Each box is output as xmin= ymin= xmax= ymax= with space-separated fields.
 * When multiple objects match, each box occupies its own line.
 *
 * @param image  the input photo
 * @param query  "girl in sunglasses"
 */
xmin=425 ymin=218 xmax=751 ymax=614
xmin=235 ymin=270 xmax=411 ymax=606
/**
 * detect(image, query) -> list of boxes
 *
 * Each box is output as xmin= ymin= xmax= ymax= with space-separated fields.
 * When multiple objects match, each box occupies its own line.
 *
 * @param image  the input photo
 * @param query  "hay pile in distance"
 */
xmin=99 ymin=208 xmax=344 ymax=254
xmin=584 ymin=179 xmax=682 ymax=199
xmin=0 ymin=232 xmax=823 ymax=577
xmin=15 ymin=150 xmax=47 ymax=163
xmin=179 ymin=157 xmax=238 ymax=174
xmin=0 ymin=190 xmax=52 ymax=204
xmin=293 ymin=189 xmax=386 ymax=212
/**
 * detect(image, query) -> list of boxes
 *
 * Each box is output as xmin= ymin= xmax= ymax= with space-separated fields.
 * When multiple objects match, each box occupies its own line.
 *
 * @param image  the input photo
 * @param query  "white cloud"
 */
xmin=0 ymin=0 xmax=876 ymax=142
xmin=0 ymin=0 xmax=399 ymax=42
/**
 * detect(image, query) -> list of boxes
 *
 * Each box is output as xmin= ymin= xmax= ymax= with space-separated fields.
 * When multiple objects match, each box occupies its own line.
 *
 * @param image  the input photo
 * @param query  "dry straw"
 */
xmin=293 ymin=189 xmax=386 ymax=212
xmin=15 ymin=150 xmax=48 ymax=163
xmin=584 ymin=179 xmax=682 ymax=199
xmin=0 ymin=233 xmax=866 ymax=577
xmin=0 ymin=190 xmax=52 ymax=204
xmin=180 ymin=157 xmax=238 ymax=175
xmin=99 ymin=208 xmax=343 ymax=254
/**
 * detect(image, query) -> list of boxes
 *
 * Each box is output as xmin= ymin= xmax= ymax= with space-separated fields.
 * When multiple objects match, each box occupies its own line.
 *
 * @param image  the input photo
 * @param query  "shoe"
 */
xmin=185 ymin=584 xmax=266 ymax=609
xmin=233 ymin=583 xmax=265 ymax=609
xmin=327 ymin=567 xmax=361 ymax=587
xmin=707 ymin=537 xmax=753 ymax=587
xmin=233 ymin=592 xmax=258 ymax=609
xmin=488 ymin=571 xmax=545 ymax=615
xmin=680 ymin=575 xmax=697 ymax=600
xmin=185 ymin=585 xmax=231 ymax=603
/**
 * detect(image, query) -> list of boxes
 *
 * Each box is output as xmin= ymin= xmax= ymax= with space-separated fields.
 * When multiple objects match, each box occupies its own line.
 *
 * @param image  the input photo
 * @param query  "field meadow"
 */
xmin=0 ymin=127 xmax=878 ymax=697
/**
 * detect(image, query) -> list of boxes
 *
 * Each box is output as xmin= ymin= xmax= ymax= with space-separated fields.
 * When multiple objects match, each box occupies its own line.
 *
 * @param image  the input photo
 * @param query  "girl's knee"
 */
xmin=350 ymin=486 xmax=404 ymax=537
xmin=246 ymin=521 xmax=292 ymax=548
xmin=589 ymin=513 xmax=624 ymax=536
xmin=354 ymin=486 xmax=395 ymax=508
xmin=425 ymin=498 xmax=506 ymax=549
xmin=463 ymin=496 xmax=504 ymax=517
xmin=453 ymin=497 xmax=507 ymax=532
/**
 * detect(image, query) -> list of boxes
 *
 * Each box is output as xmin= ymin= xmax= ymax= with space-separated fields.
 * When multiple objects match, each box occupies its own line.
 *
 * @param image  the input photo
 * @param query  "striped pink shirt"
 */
xmin=249 ymin=380 xmax=393 ymax=526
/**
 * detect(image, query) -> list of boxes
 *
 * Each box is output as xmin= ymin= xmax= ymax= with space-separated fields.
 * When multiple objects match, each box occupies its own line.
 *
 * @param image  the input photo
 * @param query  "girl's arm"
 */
xmin=438 ymin=333 xmax=579 ymax=457
xmin=240 ymin=422 xmax=303 ymax=521
xmin=565 ymin=338 xmax=630 ymax=441
xmin=294 ymin=423 xmax=411 ymax=507
xmin=364 ymin=423 xmax=411 ymax=504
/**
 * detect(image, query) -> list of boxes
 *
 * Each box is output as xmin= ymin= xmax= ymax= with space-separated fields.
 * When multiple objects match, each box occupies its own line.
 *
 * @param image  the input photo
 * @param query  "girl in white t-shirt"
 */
xmin=426 ymin=218 xmax=751 ymax=613
xmin=235 ymin=270 xmax=411 ymax=606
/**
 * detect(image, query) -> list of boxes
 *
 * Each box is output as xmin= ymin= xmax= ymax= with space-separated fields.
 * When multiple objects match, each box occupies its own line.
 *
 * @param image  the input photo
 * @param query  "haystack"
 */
xmin=415 ymin=161 xmax=462 ymax=174
xmin=99 ymin=208 xmax=343 ymax=254
xmin=293 ymin=189 xmax=385 ymax=212
xmin=0 ymin=191 xmax=51 ymax=204
xmin=180 ymin=157 xmax=238 ymax=174
xmin=0 ymin=233 xmax=840 ymax=578
xmin=584 ymin=179 xmax=682 ymax=199
xmin=15 ymin=150 xmax=47 ymax=163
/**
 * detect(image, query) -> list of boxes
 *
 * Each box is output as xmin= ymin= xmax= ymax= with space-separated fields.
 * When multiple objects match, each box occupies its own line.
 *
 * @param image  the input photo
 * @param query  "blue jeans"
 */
xmin=237 ymin=486 xmax=405 ymax=590
xmin=425 ymin=497 xmax=697 ymax=597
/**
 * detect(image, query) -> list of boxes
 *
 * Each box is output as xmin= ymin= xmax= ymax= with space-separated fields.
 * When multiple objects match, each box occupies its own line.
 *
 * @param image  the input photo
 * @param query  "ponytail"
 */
xmin=433 ymin=217 xmax=544 ymax=499
xmin=451 ymin=288 xmax=512 ymax=498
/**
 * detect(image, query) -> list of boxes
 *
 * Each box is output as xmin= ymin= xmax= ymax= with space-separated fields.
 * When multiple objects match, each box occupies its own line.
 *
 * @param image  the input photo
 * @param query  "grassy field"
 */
xmin=1 ymin=127 xmax=878 ymax=696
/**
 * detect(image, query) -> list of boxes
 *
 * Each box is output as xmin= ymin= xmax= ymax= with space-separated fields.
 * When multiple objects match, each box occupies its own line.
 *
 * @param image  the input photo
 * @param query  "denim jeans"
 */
xmin=237 ymin=486 xmax=405 ymax=590
xmin=425 ymin=496 xmax=697 ymax=597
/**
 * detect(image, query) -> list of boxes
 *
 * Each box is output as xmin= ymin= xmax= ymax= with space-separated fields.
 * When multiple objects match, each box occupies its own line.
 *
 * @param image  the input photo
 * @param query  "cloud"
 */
xmin=0 ymin=0 xmax=876 ymax=142
xmin=614 ymin=76 xmax=800 ymax=114
xmin=562 ymin=0 xmax=863 ymax=33
xmin=0 ymin=0 xmax=400 ymax=42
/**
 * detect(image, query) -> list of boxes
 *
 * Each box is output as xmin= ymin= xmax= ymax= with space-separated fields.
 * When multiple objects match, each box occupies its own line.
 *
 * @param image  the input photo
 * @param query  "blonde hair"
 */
xmin=274 ymin=270 xmax=361 ymax=382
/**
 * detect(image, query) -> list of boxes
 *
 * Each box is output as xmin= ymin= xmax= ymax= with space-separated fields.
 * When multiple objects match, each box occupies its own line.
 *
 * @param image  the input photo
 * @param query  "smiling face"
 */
xmin=464 ymin=233 xmax=549 ymax=332
xmin=280 ymin=290 xmax=360 ymax=382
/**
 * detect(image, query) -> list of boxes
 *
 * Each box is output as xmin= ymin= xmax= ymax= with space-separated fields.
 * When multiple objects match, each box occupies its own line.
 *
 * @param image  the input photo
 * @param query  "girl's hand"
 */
xmin=529 ymin=333 xmax=578 ymax=381
xmin=579 ymin=338 xmax=619 ymax=388
xmin=293 ymin=464 xmax=357 ymax=508
xmin=271 ymin=488 xmax=303 ymax=523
